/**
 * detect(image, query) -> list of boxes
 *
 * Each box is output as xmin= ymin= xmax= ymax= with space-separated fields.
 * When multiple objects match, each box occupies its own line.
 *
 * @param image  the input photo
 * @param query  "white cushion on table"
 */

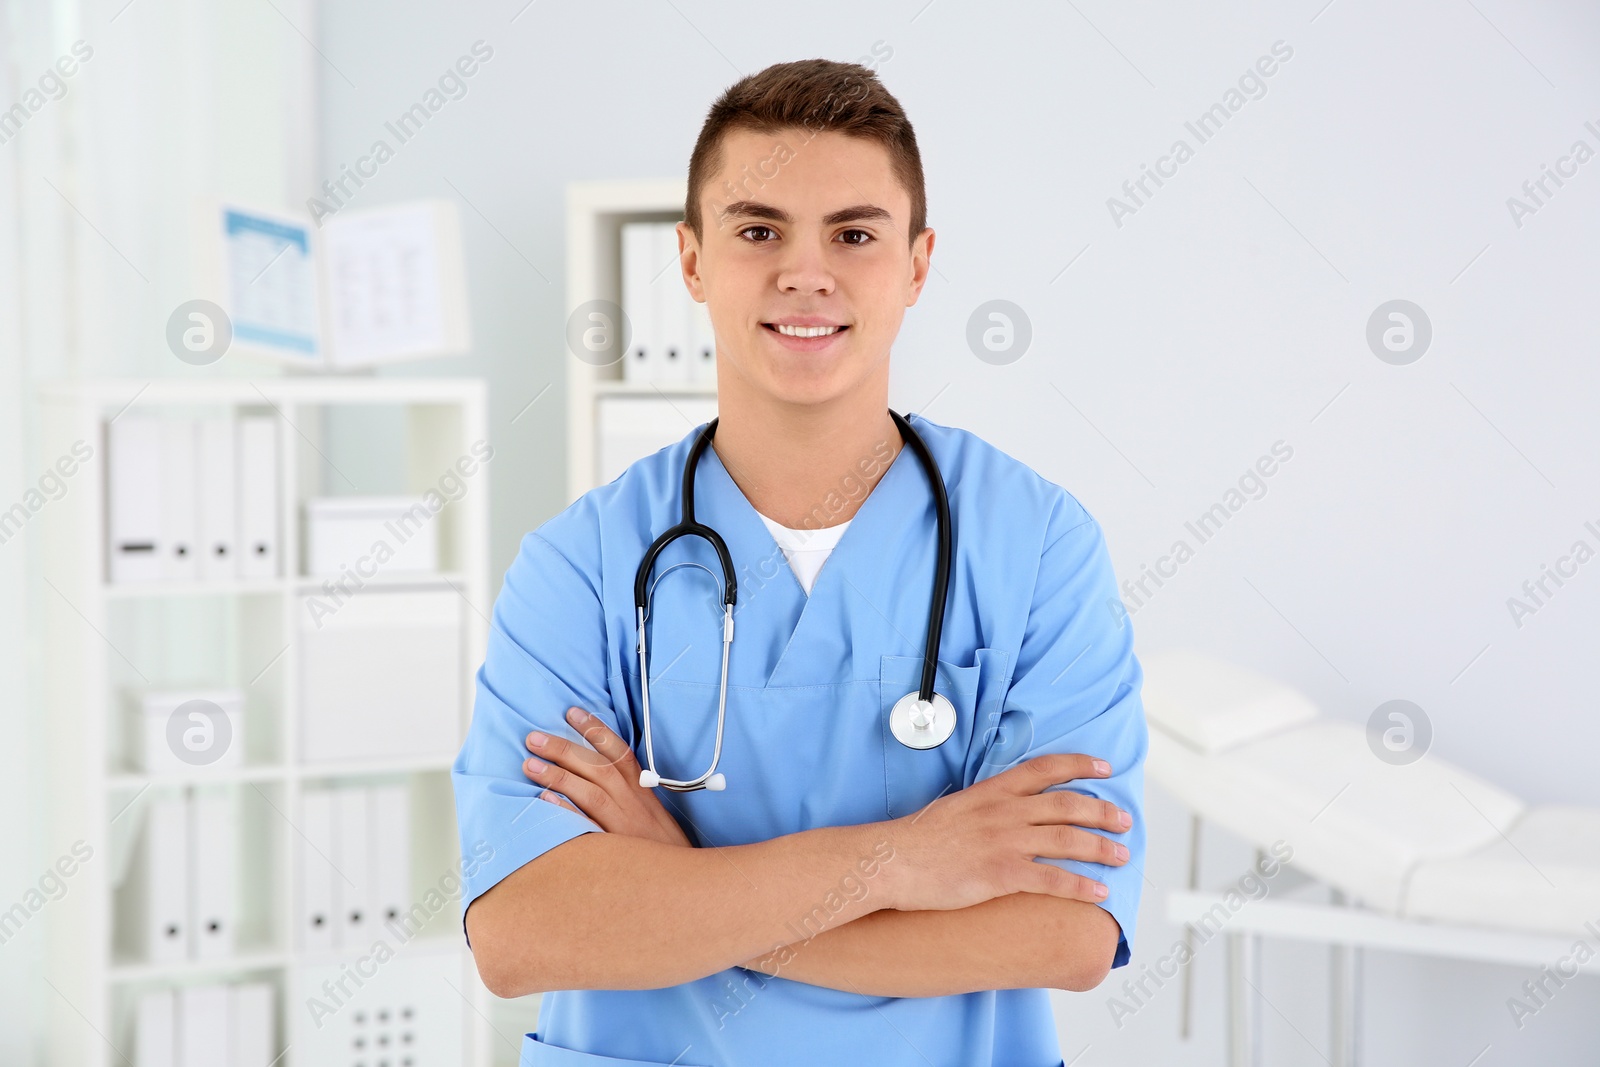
xmin=1149 ymin=718 xmax=1525 ymax=913
xmin=1141 ymin=649 xmax=1319 ymax=754
xmin=1404 ymin=805 xmax=1600 ymax=935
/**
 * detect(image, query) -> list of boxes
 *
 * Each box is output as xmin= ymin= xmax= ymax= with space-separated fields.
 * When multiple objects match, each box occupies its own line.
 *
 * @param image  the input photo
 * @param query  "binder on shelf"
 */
xmin=235 ymin=417 xmax=279 ymax=579
xmin=334 ymin=786 xmax=371 ymax=944
xmin=179 ymin=984 xmax=231 ymax=1067
xmin=189 ymin=786 xmax=237 ymax=960
xmin=689 ymin=297 xmax=716 ymax=384
xmin=160 ymin=418 xmax=199 ymax=582
xmin=135 ymin=987 xmax=176 ymax=1067
xmin=197 ymin=418 xmax=238 ymax=582
xmin=370 ymin=783 xmax=412 ymax=934
xmin=620 ymin=221 xmax=658 ymax=383
xmin=230 ymin=982 xmax=275 ymax=1067
xmin=297 ymin=789 xmax=337 ymax=952
xmin=141 ymin=794 xmax=191 ymax=963
xmin=106 ymin=418 xmax=164 ymax=583
xmin=653 ymin=221 xmax=692 ymax=384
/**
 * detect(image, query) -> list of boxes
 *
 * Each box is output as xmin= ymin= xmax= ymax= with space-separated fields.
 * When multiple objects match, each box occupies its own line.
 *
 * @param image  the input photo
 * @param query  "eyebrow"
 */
xmin=716 ymin=200 xmax=894 ymax=228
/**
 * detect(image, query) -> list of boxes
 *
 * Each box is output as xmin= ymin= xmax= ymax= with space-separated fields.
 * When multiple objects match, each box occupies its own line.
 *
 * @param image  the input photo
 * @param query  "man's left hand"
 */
xmin=522 ymin=707 xmax=694 ymax=849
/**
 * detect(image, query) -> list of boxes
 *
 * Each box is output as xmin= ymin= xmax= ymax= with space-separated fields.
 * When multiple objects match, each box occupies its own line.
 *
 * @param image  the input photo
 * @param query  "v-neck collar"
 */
xmin=690 ymin=418 xmax=926 ymax=686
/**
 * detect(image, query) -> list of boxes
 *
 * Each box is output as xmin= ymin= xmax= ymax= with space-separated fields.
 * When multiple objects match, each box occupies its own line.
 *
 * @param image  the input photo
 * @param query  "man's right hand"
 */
xmin=875 ymin=754 xmax=1131 ymax=913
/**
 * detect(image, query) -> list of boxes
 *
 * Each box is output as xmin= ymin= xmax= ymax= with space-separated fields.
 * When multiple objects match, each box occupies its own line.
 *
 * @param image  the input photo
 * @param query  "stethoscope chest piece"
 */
xmin=890 ymin=690 xmax=957 ymax=750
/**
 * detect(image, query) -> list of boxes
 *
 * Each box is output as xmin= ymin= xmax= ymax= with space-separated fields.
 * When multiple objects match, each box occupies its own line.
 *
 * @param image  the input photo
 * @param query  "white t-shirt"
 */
xmin=756 ymin=512 xmax=852 ymax=595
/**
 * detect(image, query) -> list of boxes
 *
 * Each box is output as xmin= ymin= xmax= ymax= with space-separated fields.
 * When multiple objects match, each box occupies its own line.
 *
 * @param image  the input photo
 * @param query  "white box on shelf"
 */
xmin=292 ymin=949 xmax=465 ymax=1065
xmin=298 ymin=589 xmax=462 ymax=763
xmin=596 ymin=395 xmax=718 ymax=486
xmin=303 ymin=496 xmax=438 ymax=577
xmin=126 ymin=689 xmax=246 ymax=774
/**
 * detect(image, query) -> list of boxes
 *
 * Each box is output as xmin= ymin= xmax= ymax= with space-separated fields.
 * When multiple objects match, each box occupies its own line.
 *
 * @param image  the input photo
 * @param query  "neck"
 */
xmin=709 ymin=374 xmax=903 ymax=530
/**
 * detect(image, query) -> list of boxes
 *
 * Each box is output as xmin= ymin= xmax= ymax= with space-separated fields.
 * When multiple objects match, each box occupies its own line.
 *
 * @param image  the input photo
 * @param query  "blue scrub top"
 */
xmin=452 ymin=415 xmax=1148 ymax=1067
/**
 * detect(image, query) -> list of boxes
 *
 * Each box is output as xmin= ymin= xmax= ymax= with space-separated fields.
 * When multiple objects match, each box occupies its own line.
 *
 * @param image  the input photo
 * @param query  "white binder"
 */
xmin=135 ymin=987 xmax=176 ymax=1067
xmin=197 ymin=418 xmax=238 ymax=581
xmin=235 ymin=417 xmax=279 ymax=579
xmin=621 ymin=221 xmax=658 ymax=382
xmin=179 ymin=984 xmax=231 ymax=1065
xmin=689 ymin=297 xmax=716 ymax=384
xmin=107 ymin=417 xmax=164 ymax=583
xmin=190 ymin=786 xmax=237 ymax=959
xmin=229 ymin=982 xmax=275 ymax=1067
xmin=160 ymin=419 xmax=199 ymax=582
xmin=334 ymin=786 xmax=371 ymax=944
xmin=143 ymin=794 xmax=191 ymax=963
xmin=297 ymin=789 xmax=337 ymax=951
xmin=653 ymin=221 xmax=692 ymax=383
xmin=370 ymin=783 xmax=411 ymax=935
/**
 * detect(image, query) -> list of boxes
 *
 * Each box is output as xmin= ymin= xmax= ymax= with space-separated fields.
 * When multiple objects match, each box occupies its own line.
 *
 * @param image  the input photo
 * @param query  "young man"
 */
xmin=453 ymin=58 xmax=1146 ymax=1067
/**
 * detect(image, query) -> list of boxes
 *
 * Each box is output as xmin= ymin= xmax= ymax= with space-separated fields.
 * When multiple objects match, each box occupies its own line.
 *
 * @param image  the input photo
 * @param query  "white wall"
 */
xmin=319 ymin=2 xmax=1600 ymax=1062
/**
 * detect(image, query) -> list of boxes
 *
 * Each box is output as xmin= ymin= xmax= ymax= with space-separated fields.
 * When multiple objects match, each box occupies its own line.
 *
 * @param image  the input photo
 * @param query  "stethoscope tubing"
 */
xmin=633 ymin=410 xmax=952 ymax=791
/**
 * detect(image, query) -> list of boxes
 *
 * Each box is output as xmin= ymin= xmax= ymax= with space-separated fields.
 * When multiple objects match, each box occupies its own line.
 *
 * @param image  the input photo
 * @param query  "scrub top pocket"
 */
xmin=521 ymin=1031 xmax=713 ymax=1066
xmin=878 ymin=649 xmax=1010 ymax=819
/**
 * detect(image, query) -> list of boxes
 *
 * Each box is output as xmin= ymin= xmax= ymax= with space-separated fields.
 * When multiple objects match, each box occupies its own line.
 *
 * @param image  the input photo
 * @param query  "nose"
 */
xmin=775 ymin=233 xmax=836 ymax=296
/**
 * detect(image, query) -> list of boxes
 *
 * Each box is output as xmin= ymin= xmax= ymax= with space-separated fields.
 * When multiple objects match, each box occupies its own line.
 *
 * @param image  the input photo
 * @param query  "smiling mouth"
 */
xmin=763 ymin=323 xmax=848 ymax=338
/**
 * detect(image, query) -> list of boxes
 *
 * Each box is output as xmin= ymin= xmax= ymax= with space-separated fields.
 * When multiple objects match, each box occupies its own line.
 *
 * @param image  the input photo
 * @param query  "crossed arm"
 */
xmin=467 ymin=710 xmax=1126 ymax=1004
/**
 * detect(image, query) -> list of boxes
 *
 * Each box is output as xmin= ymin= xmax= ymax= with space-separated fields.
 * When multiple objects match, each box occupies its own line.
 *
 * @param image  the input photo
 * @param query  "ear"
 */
xmin=677 ymin=221 xmax=706 ymax=302
xmin=906 ymin=227 xmax=936 ymax=306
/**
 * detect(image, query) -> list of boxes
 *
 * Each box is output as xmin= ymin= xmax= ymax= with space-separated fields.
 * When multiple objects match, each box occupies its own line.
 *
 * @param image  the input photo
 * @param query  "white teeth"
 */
xmin=773 ymin=324 xmax=842 ymax=338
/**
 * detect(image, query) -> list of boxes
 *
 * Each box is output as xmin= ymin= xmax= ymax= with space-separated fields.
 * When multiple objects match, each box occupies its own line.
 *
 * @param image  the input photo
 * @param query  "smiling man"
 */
xmin=453 ymin=58 xmax=1147 ymax=1067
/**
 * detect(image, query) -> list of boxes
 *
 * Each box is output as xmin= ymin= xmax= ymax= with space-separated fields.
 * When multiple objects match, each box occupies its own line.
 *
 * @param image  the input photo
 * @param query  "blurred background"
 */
xmin=3 ymin=0 xmax=1599 ymax=1064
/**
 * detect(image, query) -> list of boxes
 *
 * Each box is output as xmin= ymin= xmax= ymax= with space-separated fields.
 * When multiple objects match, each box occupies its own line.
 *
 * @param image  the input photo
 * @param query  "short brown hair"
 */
xmin=685 ymin=57 xmax=926 ymax=248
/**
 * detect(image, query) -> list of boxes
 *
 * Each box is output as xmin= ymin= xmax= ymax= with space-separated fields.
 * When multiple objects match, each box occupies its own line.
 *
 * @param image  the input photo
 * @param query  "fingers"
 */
xmin=525 ymin=708 xmax=638 ymax=787
xmin=988 ymin=753 xmax=1114 ymax=797
xmin=1014 ymin=861 xmax=1111 ymax=903
xmin=567 ymin=707 xmax=645 ymax=778
xmin=523 ymin=752 xmax=614 ymax=821
xmin=1023 ymin=823 xmax=1130 ymax=868
xmin=537 ymin=788 xmax=586 ymax=817
xmin=1023 ymin=790 xmax=1132 ymax=834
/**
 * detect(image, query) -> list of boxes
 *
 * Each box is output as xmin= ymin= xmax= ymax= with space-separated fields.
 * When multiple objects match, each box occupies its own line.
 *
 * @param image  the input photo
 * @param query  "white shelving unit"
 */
xmin=565 ymin=178 xmax=719 ymax=500
xmin=36 ymin=377 xmax=497 ymax=1067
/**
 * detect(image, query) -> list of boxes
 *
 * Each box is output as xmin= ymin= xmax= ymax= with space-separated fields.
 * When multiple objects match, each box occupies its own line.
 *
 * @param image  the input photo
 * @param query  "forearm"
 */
xmin=740 ymin=893 xmax=1120 ymax=998
xmin=467 ymin=823 xmax=897 ymax=996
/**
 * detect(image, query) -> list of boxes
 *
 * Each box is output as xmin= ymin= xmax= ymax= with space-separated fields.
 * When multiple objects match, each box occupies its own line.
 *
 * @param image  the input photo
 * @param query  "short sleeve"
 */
xmin=451 ymin=531 xmax=616 ymax=942
xmin=973 ymin=509 xmax=1148 ymax=969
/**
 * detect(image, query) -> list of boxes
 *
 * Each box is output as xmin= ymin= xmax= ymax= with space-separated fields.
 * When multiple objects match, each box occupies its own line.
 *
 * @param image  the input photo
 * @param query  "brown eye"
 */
xmin=740 ymin=225 xmax=776 ymax=243
xmin=838 ymin=229 xmax=873 ymax=246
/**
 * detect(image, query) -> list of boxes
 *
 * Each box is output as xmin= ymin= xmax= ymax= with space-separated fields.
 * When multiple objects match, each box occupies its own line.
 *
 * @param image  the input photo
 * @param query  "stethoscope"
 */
xmin=633 ymin=410 xmax=956 ymax=793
